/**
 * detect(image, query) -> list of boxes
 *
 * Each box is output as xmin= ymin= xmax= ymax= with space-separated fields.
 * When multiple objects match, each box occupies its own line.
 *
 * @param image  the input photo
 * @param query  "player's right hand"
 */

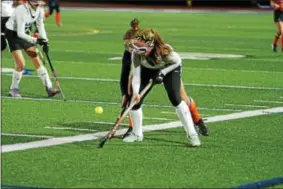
xmin=131 ymin=93 xmax=141 ymax=104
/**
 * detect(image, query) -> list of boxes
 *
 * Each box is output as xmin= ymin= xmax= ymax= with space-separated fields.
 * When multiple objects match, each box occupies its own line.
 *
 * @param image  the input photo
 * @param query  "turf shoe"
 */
xmin=195 ymin=119 xmax=209 ymax=136
xmin=272 ymin=44 xmax=277 ymax=52
xmin=9 ymin=88 xmax=21 ymax=97
xmin=122 ymin=127 xmax=133 ymax=139
xmin=46 ymin=87 xmax=60 ymax=97
xmin=122 ymin=133 xmax=143 ymax=142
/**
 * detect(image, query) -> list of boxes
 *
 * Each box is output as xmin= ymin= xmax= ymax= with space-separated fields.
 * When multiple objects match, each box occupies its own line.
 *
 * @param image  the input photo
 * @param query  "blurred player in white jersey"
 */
xmin=4 ymin=0 xmax=60 ymax=97
xmin=1 ymin=0 xmax=24 ymax=51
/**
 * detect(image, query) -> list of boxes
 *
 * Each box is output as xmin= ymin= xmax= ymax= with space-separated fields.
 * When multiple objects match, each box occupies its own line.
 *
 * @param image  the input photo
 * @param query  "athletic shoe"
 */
xmin=122 ymin=133 xmax=143 ymax=143
xmin=22 ymin=68 xmax=33 ymax=75
xmin=46 ymin=87 xmax=60 ymax=97
xmin=9 ymin=88 xmax=21 ymax=97
xmin=195 ymin=119 xmax=209 ymax=136
xmin=122 ymin=127 xmax=133 ymax=139
xmin=272 ymin=44 xmax=277 ymax=52
xmin=188 ymin=134 xmax=201 ymax=147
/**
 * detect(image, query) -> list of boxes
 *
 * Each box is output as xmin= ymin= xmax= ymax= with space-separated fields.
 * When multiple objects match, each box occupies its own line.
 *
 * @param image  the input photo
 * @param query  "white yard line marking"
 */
xmin=254 ymin=100 xmax=283 ymax=104
xmin=225 ymin=104 xmax=269 ymax=108
xmin=2 ymin=74 xmax=282 ymax=90
xmin=2 ymin=133 xmax=53 ymax=139
xmin=161 ymin=111 xmax=176 ymax=115
xmin=143 ymin=117 xmax=173 ymax=121
xmin=161 ymin=111 xmax=210 ymax=118
xmin=1 ymin=96 xmax=242 ymax=112
xmin=2 ymin=107 xmax=283 ymax=153
xmin=182 ymin=67 xmax=283 ymax=74
xmin=44 ymin=126 xmax=97 ymax=132
xmin=183 ymin=83 xmax=283 ymax=91
xmin=3 ymin=58 xmax=283 ymax=73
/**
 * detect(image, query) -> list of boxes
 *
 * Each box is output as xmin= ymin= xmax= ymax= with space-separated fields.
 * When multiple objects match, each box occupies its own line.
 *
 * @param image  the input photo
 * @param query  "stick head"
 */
xmin=98 ymin=138 xmax=107 ymax=148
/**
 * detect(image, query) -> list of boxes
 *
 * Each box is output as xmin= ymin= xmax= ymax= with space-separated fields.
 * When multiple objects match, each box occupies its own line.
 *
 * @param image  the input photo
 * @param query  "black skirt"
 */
xmin=4 ymin=27 xmax=34 ymax=52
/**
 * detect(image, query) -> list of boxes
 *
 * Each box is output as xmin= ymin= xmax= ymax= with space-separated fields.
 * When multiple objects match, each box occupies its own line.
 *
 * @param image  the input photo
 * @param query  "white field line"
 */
xmin=225 ymin=103 xmax=268 ymax=108
xmin=2 ymin=107 xmax=283 ymax=153
xmin=2 ymin=74 xmax=282 ymax=91
xmin=1 ymin=96 xmax=242 ymax=112
xmin=161 ymin=111 xmax=176 ymax=115
xmin=182 ymin=67 xmax=283 ymax=74
xmin=161 ymin=111 xmax=210 ymax=117
xmin=44 ymin=126 xmax=97 ymax=132
xmin=2 ymin=133 xmax=54 ymax=139
xmin=143 ymin=117 xmax=173 ymax=121
xmin=280 ymin=97 xmax=283 ymax=99
xmin=3 ymin=57 xmax=283 ymax=73
xmin=254 ymin=100 xmax=283 ymax=104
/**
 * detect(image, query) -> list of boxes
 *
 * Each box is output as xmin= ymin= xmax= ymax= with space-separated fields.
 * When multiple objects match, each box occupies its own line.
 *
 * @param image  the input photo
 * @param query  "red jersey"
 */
xmin=273 ymin=0 xmax=283 ymax=4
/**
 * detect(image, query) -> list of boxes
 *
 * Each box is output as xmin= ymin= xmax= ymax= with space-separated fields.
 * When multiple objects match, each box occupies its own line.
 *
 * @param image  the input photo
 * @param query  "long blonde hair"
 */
xmin=150 ymin=29 xmax=172 ymax=64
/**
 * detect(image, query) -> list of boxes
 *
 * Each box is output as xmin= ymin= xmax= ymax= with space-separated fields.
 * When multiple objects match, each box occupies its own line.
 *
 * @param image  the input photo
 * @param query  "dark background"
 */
xmin=60 ymin=0 xmax=270 ymax=7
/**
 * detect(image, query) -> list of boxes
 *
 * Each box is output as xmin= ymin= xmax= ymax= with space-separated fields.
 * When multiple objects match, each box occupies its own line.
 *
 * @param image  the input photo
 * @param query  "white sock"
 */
xmin=36 ymin=66 xmax=52 ymax=89
xmin=176 ymin=101 xmax=198 ymax=137
xmin=129 ymin=108 xmax=143 ymax=137
xmin=10 ymin=70 xmax=23 ymax=90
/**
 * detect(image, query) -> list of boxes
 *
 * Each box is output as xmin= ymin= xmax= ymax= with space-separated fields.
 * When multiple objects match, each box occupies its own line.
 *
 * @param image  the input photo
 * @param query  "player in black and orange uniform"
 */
xmin=44 ymin=0 xmax=61 ymax=26
xmin=120 ymin=18 xmax=140 ymax=138
xmin=271 ymin=0 xmax=283 ymax=52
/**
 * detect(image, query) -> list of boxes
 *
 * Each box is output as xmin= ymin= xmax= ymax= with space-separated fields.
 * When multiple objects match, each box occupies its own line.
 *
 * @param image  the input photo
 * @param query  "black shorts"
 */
xmin=132 ymin=65 xmax=182 ymax=110
xmin=4 ymin=28 xmax=34 ymax=52
xmin=48 ymin=0 xmax=60 ymax=13
xmin=274 ymin=10 xmax=283 ymax=23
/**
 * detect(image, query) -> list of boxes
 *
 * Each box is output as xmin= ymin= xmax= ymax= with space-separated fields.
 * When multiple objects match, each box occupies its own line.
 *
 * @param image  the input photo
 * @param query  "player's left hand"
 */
xmin=37 ymin=39 xmax=49 ymax=53
xmin=153 ymin=72 xmax=165 ymax=84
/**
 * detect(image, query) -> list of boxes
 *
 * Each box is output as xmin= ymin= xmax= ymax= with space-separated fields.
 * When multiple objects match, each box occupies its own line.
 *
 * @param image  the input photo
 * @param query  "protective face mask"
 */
xmin=131 ymin=44 xmax=149 ymax=55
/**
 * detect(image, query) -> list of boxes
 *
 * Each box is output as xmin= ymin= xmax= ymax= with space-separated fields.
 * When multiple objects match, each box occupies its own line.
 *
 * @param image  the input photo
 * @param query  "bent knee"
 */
xmin=26 ymin=50 xmax=38 ymax=58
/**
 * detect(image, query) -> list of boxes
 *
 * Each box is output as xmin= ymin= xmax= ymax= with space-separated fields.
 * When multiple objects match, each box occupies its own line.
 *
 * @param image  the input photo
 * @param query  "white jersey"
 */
xmin=1 ymin=0 xmax=15 ymax=17
xmin=131 ymin=44 xmax=182 ymax=94
xmin=132 ymin=44 xmax=181 ymax=70
xmin=5 ymin=3 xmax=47 ymax=44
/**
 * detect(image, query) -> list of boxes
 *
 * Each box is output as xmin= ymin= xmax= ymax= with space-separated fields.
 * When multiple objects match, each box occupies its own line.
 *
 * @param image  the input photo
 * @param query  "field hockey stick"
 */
xmin=98 ymin=79 xmax=153 ymax=148
xmin=37 ymin=46 xmax=46 ymax=65
xmin=41 ymin=46 xmax=66 ymax=101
